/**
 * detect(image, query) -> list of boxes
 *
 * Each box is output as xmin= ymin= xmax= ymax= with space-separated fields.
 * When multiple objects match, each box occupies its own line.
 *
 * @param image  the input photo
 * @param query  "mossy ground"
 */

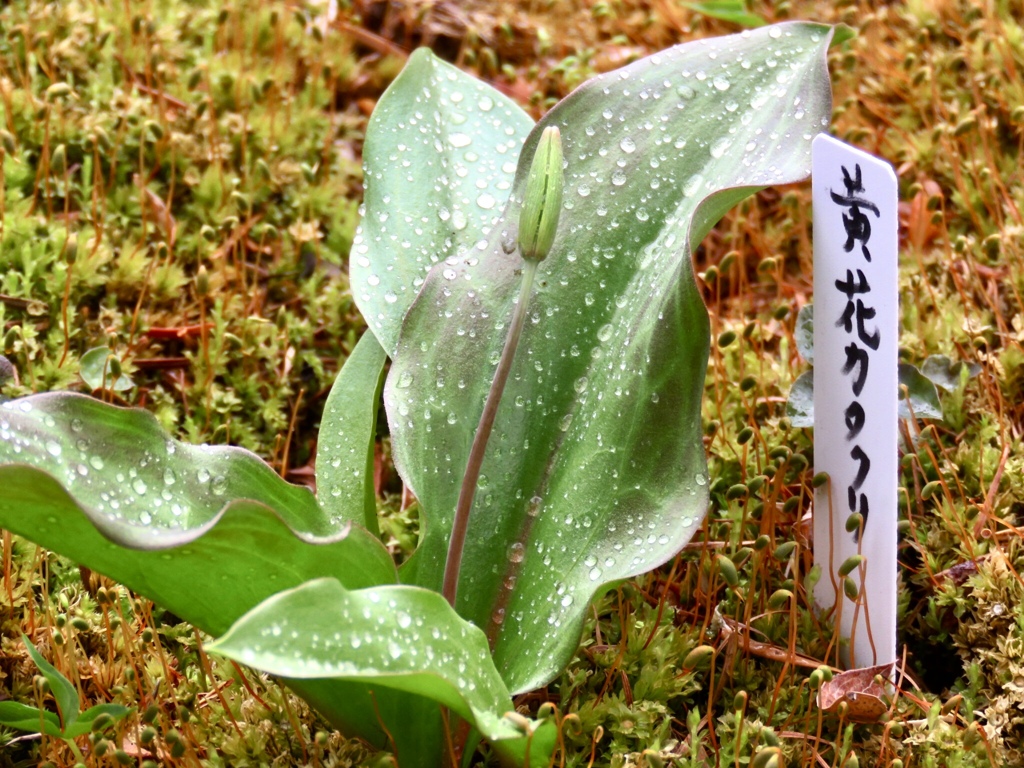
xmin=1 ymin=0 xmax=1022 ymax=766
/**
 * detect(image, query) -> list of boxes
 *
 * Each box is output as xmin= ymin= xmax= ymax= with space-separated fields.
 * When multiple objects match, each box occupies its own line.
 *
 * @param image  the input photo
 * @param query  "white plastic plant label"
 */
xmin=811 ymin=134 xmax=898 ymax=671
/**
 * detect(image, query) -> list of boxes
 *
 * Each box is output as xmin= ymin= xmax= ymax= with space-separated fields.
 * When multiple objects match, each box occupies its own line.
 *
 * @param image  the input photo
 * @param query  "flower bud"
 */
xmin=518 ymin=126 xmax=563 ymax=262
xmin=838 ymin=554 xmax=865 ymax=578
xmin=682 ymin=644 xmax=715 ymax=670
xmin=50 ymin=143 xmax=67 ymax=175
xmin=0 ymin=130 xmax=16 ymax=155
xmin=62 ymin=234 xmax=78 ymax=265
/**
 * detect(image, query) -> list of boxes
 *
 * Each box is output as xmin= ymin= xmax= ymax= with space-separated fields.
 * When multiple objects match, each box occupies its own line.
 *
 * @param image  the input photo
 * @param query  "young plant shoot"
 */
xmin=0 ymin=23 xmax=838 ymax=767
xmin=444 ymin=125 xmax=564 ymax=607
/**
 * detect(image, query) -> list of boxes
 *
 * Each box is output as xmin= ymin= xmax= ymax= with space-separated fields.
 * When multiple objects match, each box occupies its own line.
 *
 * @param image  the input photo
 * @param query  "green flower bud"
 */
xmin=518 ymin=126 xmax=563 ymax=262
xmin=62 ymin=234 xmax=78 ymax=265
xmin=838 ymin=554 xmax=865 ymax=578
xmin=682 ymin=644 xmax=715 ymax=670
xmin=45 ymin=82 xmax=73 ymax=101
xmin=144 ymin=120 xmax=164 ymax=141
xmin=715 ymin=553 xmax=739 ymax=587
xmin=196 ymin=265 xmax=210 ymax=297
xmin=774 ymin=541 xmax=796 ymax=561
xmin=93 ymin=127 xmax=111 ymax=152
xmin=752 ymin=747 xmax=782 ymax=768
xmin=50 ymin=143 xmax=67 ymax=175
xmin=843 ymin=575 xmax=859 ymax=600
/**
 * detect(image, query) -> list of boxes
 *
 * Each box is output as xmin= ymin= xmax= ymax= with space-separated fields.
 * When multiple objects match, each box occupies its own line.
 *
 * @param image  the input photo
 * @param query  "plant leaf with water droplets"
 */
xmin=316 ymin=332 xmax=388 ymax=534
xmin=351 ymin=48 xmax=534 ymax=355
xmin=0 ymin=393 xmax=412 ymax=755
xmin=209 ymin=578 xmax=556 ymax=763
xmin=920 ymin=353 xmax=980 ymax=392
xmin=786 ymin=370 xmax=815 ymax=428
xmin=795 ymin=304 xmax=814 ymax=364
xmin=383 ymin=22 xmax=837 ymax=692
xmin=898 ymin=362 xmax=943 ymax=420
xmin=0 ymin=393 xmax=396 ymax=639
xmin=786 ymin=363 xmax=943 ymax=424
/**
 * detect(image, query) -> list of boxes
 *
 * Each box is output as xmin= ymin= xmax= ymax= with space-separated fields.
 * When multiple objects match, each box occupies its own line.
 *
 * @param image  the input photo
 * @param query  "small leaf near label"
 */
xmin=79 ymin=347 xmax=134 ymax=392
xmin=786 ymin=370 xmax=815 ymax=428
xmin=788 ymin=363 xmax=943 ymax=425
xmin=920 ymin=353 xmax=980 ymax=392
xmin=795 ymin=304 xmax=814 ymax=364
xmin=897 ymin=362 xmax=942 ymax=420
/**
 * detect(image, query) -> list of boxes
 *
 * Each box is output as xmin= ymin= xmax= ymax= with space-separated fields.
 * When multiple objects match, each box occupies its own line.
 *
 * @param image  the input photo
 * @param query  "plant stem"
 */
xmin=442 ymin=259 xmax=539 ymax=608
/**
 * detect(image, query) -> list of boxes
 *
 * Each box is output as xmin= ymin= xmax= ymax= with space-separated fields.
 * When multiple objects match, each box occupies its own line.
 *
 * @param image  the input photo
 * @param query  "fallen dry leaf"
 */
xmin=816 ymin=662 xmax=892 ymax=722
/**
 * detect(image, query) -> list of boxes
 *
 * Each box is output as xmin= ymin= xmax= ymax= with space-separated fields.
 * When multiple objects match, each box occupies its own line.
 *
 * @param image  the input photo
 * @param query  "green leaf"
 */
xmin=795 ymin=304 xmax=814 ymax=364
xmin=316 ymin=332 xmax=388 ymax=534
xmin=0 ymin=701 xmax=63 ymax=737
xmin=208 ymin=578 xmax=555 ymax=762
xmin=350 ymin=48 xmax=534 ymax=356
xmin=921 ymin=353 xmax=980 ymax=392
xmin=22 ymin=634 xmax=79 ymax=731
xmin=372 ymin=23 xmax=836 ymax=692
xmin=785 ymin=363 xmax=944 ymax=424
xmin=63 ymin=703 xmax=132 ymax=738
xmin=79 ymin=346 xmax=134 ymax=392
xmin=898 ymin=362 xmax=943 ymax=420
xmin=682 ymin=0 xmax=766 ymax=28
xmin=786 ymin=370 xmax=815 ymax=428
xmin=0 ymin=394 xmax=396 ymax=638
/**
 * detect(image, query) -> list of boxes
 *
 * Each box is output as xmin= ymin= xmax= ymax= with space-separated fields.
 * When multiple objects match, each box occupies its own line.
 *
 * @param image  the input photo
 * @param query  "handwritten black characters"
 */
xmin=830 ymin=164 xmax=881 ymax=262
xmin=831 ymin=164 xmax=881 ymax=542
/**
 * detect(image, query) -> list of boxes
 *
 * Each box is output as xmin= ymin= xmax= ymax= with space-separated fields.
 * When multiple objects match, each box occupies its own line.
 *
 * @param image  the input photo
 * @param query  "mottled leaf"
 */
xmin=795 ymin=304 xmax=814 ymax=364
xmin=786 ymin=370 xmax=815 ymax=428
xmin=897 ymin=362 xmax=942 ymax=420
xmin=0 ymin=394 xmax=396 ymax=639
xmin=786 ymin=362 xmax=943 ymax=424
xmin=374 ymin=23 xmax=836 ymax=692
xmin=921 ymin=353 xmax=980 ymax=392
xmin=351 ymin=49 xmax=534 ymax=355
